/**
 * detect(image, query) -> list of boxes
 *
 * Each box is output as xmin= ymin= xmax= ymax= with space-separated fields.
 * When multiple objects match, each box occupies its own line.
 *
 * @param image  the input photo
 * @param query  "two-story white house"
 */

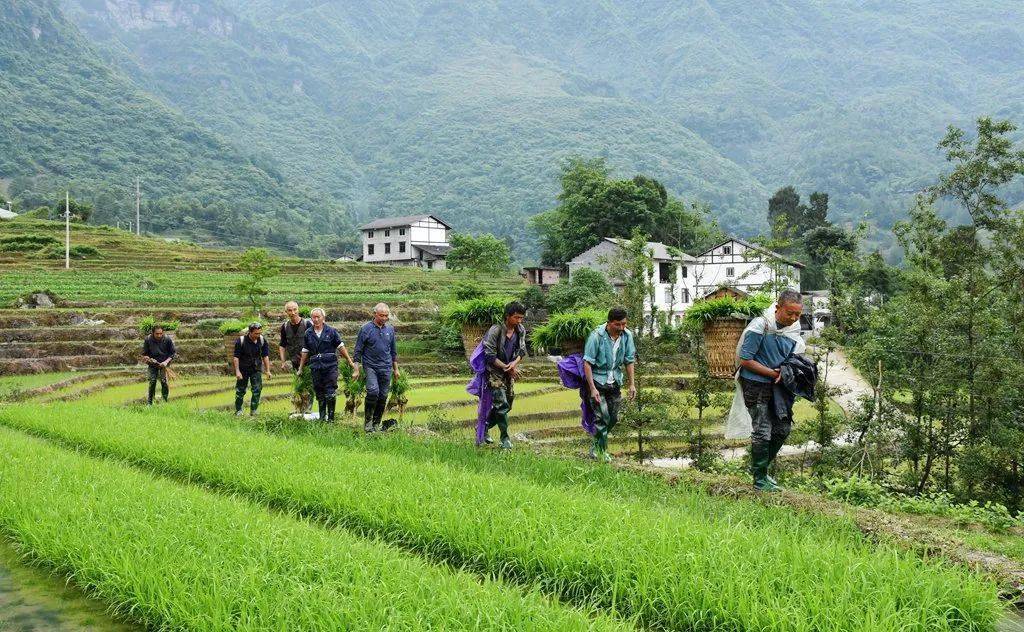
xmin=693 ymin=237 xmax=803 ymax=297
xmin=565 ymin=236 xmax=803 ymax=325
xmin=567 ymin=238 xmax=700 ymax=325
xmin=358 ymin=214 xmax=452 ymax=269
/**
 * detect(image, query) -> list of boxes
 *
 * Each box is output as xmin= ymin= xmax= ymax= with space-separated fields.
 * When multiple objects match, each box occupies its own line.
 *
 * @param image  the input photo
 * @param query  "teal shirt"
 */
xmin=583 ymin=325 xmax=636 ymax=386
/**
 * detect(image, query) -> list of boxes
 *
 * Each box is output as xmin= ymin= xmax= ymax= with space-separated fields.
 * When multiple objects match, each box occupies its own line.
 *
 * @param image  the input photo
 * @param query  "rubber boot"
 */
xmin=372 ymin=395 xmax=387 ymax=432
xmin=326 ymin=397 xmax=336 ymax=422
xmin=363 ymin=395 xmax=377 ymax=433
xmin=317 ymin=396 xmax=326 ymax=422
xmin=751 ymin=441 xmax=778 ymax=492
xmin=766 ymin=435 xmax=787 ymax=487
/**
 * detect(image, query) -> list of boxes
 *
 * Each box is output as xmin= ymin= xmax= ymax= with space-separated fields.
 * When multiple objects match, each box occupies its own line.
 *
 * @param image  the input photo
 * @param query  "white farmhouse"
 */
xmin=566 ymin=236 xmax=803 ymax=325
xmin=567 ymin=238 xmax=699 ymax=325
xmin=693 ymin=238 xmax=803 ymax=297
xmin=358 ymin=214 xmax=452 ymax=269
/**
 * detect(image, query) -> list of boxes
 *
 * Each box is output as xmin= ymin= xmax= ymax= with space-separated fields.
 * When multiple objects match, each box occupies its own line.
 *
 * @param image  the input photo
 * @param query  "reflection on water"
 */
xmin=0 ymin=539 xmax=138 ymax=631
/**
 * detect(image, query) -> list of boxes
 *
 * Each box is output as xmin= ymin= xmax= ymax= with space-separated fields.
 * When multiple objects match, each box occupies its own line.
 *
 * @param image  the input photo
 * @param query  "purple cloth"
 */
xmin=557 ymin=354 xmax=596 ymax=436
xmin=466 ymin=341 xmax=493 ymax=445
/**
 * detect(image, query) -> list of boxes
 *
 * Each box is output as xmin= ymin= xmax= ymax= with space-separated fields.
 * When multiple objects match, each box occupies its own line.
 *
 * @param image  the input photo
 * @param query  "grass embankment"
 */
xmin=0 ymin=403 xmax=1003 ymax=631
xmin=0 ymin=426 xmax=626 ymax=631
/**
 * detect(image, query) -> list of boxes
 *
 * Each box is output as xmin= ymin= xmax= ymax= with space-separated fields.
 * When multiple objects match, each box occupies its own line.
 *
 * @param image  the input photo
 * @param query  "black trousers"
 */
xmin=147 ymin=365 xmax=168 ymax=404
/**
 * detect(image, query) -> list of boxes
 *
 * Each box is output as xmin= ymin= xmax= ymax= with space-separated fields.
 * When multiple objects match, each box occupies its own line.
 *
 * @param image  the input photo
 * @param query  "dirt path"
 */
xmin=818 ymin=347 xmax=874 ymax=415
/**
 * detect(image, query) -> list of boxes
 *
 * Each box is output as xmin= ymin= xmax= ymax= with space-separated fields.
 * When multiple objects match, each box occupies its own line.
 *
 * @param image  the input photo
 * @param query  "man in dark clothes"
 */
xmin=140 ymin=324 xmax=176 ymax=405
xmin=233 ymin=322 xmax=271 ymax=416
xmin=480 ymin=301 xmax=528 ymax=449
xmin=278 ymin=300 xmax=312 ymax=415
xmin=297 ymin=308 xmax=356 ymax=422
xmin=353 ymin=302 xmax=400 ymax=433
xmin=737 ymin=289 xmax=804 ymax=492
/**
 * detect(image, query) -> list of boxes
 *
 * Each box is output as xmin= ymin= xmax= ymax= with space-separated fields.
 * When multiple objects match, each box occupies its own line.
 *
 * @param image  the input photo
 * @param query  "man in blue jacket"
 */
xmin=583 ymin=307 xmax=637 ymax=462
xmin=353 ymin=303 xmax=400 ymax=433
xmin=297 ymin=308 xmax=356 ymax=422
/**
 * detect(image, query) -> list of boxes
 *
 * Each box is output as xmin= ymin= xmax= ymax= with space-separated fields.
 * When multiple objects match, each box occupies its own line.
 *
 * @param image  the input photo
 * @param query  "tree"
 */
xmin=532 ymin=157 xmax=721 ymax=266
xmin=234 ymin=248 xmax=281 ymax=317
xmin=768 ymin=186 xmax=802 ymax=241
xmin=619 ymin=388 xmax=677 ymax=464
xmin=446 ymin=233 xmax=511 ymax=276
xmin=52 ymin=196 xmax=93 ymax=223
xmin=604 ymin=229 xmax=655 ymax=338
xmin=545 ymin=268 xmax=614 ymax=314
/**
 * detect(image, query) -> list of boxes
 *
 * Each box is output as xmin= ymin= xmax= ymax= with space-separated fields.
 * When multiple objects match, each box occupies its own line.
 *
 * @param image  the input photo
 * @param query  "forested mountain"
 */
xmin=4 ymin=0 xmax=1024 ymax=257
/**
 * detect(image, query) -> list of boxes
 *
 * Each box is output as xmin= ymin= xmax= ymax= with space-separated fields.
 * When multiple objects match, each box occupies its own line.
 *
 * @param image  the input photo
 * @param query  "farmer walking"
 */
xmin=278 ymin=301 xmax=313 ymax=415
xmin=353 ymin=303 xmax=400 ymax=433
xmin=233 ymin=322 xmax=271 ymax=416
xmin=297 ymin=308 xmax=356 ymax=422
xmin=477 ymin=301 xmax=527 ymax=449
xmin=734 ymin=289 xmax=809 ymax=492
xmin=140 ymin=324 xmax=176 ymax=405
xmin=582 ymin=307 xmax=637 ymax=462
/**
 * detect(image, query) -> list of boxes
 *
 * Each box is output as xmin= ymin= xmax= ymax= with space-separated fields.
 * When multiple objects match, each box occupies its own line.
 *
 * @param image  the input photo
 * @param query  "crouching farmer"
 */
xmin=480 ymin=301 xmax=527 ymax=449
xmin=233 ymin=322 xmax=271 ymax=416
xmin=737 ymin=289 xmax=805 ymax=491
xmin=354 ymin=303 xmax=400 ymax=433
xmin=141 ymin=324 xmax=176 ymax=405
xmin=297 ymin=308 xmax=355 ymax=422
xmin=583 ymin=307 xmax=637 ymax=462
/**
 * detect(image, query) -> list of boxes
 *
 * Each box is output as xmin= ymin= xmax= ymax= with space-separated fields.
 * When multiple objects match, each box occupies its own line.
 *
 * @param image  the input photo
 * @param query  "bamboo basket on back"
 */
xmin=460 ymin=323 xmax=491 ymax=361
xmin=703 ymin=317 xmax=748 ymax=378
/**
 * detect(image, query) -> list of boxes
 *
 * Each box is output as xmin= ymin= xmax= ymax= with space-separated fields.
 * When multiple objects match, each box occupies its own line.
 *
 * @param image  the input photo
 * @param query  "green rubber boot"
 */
xmin=751 ymin=441 xmax=778 ymax=492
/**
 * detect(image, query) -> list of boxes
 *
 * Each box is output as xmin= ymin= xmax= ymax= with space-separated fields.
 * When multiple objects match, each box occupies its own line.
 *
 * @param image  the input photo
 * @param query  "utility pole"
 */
xmin=135 ymin=177 xmax=141 ymax=236
xmin=64 ymin=191 xmax=70 ymax=270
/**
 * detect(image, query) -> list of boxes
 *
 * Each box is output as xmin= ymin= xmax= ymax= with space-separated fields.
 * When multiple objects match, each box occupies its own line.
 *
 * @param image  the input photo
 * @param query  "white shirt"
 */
xmin=607 ymin=336 xmax=621 ymax=384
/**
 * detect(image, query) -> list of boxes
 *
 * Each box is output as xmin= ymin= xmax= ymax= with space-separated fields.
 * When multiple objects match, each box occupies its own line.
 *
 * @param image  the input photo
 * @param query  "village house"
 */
xmin=521 ymin=266 xmax=562 ymax=289
xmin=358 ymin=214 xmax=452 ymax=269
xmin=566 ymin=236 xmax=803 ymax=326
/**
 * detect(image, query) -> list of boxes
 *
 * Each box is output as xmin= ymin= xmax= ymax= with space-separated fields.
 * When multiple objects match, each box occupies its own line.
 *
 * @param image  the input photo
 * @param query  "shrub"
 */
xmin=195 ymin=318 xmax=230 ymax=333
xmin=40 ymin=244 xmax=101 ymax=259
xmin=451 ymin=281 xmax=487 ymax=301
xmin=138 ymin=316 xmax=179 ymax=336
xmin=546 ymin=269 xmax=614 ymax=314
xmin=298 ymin=306 xmax=311 ymax=318
xmin=530 ymin=309 xmax=604 ymax=352
xmin=442 ymin=296 xmax=510 ymax=326
xmin=218 ymin=319 xmax=247 ymax=336
xmin=0 ymin=235 xmax=60 ymax=252
xmin=516 ymin=285 xmax=547 ymax=312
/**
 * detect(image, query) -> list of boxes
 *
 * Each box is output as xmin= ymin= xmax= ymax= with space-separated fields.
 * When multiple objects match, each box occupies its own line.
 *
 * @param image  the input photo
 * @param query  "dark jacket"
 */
xmin=482 ymin=323 xmax=527 ymax=376
xmin=234 ymin=334 xmax=269 ymax=376
xmin=353 ymin=321 xmax=397 ymax=371
xmin=302 ymin=324 xmax=344 ymax=370
xmin=141 ymin=335 xmax=176 ymax=364
xmin=773 ymin=354 xmax=817 ymax=421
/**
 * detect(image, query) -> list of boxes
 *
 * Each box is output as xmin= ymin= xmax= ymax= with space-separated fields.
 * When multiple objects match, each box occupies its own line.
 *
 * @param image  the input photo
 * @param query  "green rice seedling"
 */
xmin=441 ymin=296 xmax=511 ymax=326
xmin=0 ymin=426 xmax=629 ymax=631
xmin=0 ymin=403 xmax=1003 ymax=631
xmin=530 ymin=309 xmax=604 ymax=352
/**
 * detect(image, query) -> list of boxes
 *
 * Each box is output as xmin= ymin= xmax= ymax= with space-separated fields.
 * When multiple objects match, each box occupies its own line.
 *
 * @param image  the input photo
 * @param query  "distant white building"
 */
xmin=358 ymin=214 xmax=452 ymax=270
xmin=566 ymin=236 xmax=803 ymax=325
xmin=0 ymin=206 xmax=17 ymax=220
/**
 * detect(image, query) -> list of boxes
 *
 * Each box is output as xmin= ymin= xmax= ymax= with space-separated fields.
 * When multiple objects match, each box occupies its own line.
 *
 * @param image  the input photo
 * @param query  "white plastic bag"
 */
xmin=724 ymin=380 xmax=752 ymax=439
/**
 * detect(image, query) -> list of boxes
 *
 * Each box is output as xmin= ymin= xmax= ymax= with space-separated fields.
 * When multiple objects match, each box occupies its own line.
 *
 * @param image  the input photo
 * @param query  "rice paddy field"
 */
xmin=2 ymin=221 xmax=1022 ymax=630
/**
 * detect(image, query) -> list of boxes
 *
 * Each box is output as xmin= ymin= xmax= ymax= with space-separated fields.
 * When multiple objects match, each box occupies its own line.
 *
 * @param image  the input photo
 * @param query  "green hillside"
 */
xmin=0 ymin=0 xmax=353 ymax=255
xmin=4 ymin=0 xmax=1024 ymax=258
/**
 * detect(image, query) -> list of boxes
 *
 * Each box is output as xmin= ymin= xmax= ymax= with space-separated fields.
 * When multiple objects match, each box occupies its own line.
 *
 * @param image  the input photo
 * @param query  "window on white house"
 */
xmin=367 ymin=244 xmax=374 ymax=255
xmin=664 ymin=287 xmax=673 ymax=304
xmin=726 ymin=267 xmax=735 ymax=277
xmin=399 ymin=242 xmax=406 ymax=253
xmin=682 ymin=288 xmax=690 ymax=303
xmin=384 ymin=243 xmax=391 ymax=254
xmin=680 ymin=266 xmax=687 ymax=278
xmin=399 ymin=228 xmax=406 ymax=236
xmin=368 ymin=230 xmax=374 ymax=238
xmin=384 ymin=229 xmax=390 ymax=237
xmin=723 ymin=245 xmax=732 ymax=255
xmin=659 ymin=262 xmax=674 ymax=283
